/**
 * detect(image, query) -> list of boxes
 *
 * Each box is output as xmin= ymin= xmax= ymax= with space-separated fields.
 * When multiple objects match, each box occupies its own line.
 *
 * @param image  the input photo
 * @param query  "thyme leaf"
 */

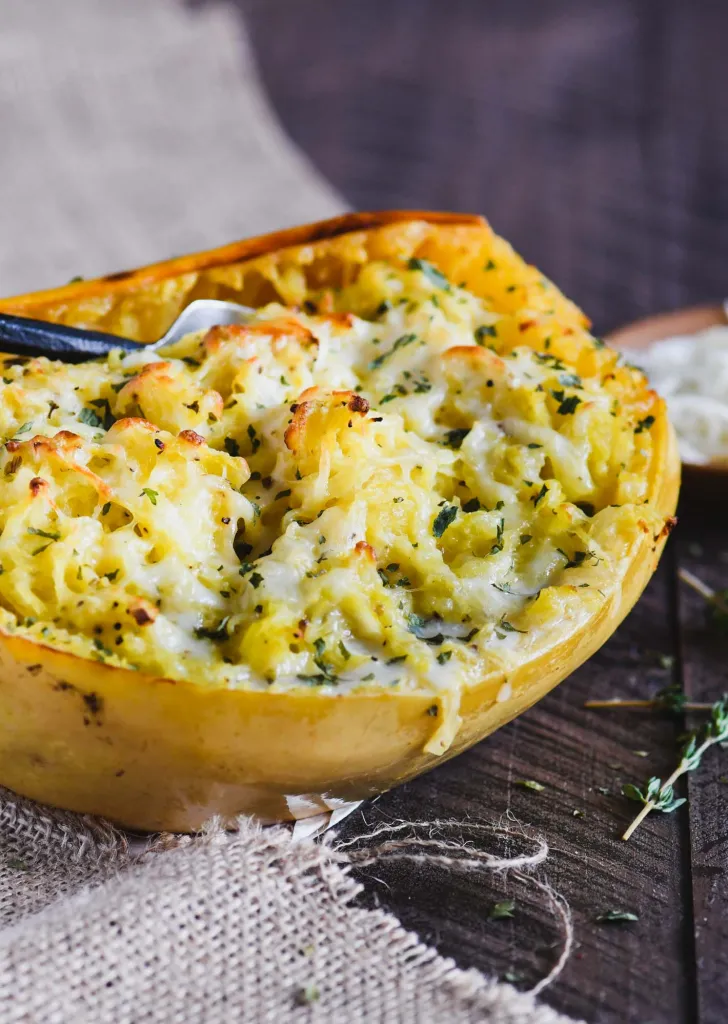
xmin=596 ymin=910 xmax=639 ymax=923
xmin=622 ymin=695 xmax=728 ymax=840
xmin=489 ymin=899 xmax=515 ymax=920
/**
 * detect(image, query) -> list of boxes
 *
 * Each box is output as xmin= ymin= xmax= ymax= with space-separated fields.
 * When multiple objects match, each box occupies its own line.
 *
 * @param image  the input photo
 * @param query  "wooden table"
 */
xmin=236 ymin=3 xmax=728 ymax=1019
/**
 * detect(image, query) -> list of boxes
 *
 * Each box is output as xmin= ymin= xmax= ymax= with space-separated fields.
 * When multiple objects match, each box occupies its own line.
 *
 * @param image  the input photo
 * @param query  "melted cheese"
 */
xmin=0 ymin=258 xmax=662 ymax=751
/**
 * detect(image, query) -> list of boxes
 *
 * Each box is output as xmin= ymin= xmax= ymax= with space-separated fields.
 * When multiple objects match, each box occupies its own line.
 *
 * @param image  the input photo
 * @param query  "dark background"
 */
xmin=237 ymin=0 xmax=728 ymax=336
xmin=206 ymin=4 xmax=726 ymax=1022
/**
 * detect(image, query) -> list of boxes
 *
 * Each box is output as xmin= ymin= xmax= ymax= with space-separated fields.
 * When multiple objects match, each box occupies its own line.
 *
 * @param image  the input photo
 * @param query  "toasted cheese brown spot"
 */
xmin=128 ymin=600 xmax=157 ymax=627
xmin=203 ymin=317 xmax=316 ymax=353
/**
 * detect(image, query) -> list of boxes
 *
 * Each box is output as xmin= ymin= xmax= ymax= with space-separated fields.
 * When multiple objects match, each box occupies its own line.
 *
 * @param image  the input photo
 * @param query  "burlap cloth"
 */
xmin=0 ymin=2 xmax=581 ymax=1020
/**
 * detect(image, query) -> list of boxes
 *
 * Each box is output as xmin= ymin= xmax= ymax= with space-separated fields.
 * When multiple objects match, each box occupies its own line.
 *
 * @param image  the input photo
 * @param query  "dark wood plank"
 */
xmin=674 ymin=504 xmax=728 ymax=1024
xmin=200 ymin=2 xmax=728 ymax=1018
xmin=336 ymin=557 xmax=691 ymax=1024
xmin=242 ymin=0 xmax=728 ymax=334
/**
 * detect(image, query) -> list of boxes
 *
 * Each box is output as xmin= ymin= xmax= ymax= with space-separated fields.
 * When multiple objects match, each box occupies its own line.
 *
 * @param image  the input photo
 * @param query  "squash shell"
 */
xmin=0 ymin=212 xmax=680 ymax=831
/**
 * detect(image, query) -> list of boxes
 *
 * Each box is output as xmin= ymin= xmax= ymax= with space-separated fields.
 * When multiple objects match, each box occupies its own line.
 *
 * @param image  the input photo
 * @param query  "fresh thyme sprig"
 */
xmin=621 ymin=695 xmax=728 ymax=841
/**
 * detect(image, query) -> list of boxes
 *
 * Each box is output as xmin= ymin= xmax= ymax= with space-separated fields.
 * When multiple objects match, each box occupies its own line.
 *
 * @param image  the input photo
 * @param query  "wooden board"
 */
xmin=336 ymin=552 xmax=694 ymax=1023
xmin=232 ymin=2 xmax=728 ymax=1019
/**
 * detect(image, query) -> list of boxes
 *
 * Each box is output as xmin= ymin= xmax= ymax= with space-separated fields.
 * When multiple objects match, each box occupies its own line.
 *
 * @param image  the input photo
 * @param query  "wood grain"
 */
xmin=674 ymin=506 xmax=728 ymax=1024
xmin=336 ymin=557 xmax=692 ymax=1023
xmin=210 ymin=2 xmax=728 ymax=1019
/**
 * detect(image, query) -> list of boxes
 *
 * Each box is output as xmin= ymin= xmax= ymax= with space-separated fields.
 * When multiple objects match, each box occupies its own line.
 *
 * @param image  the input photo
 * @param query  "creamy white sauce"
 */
xmin=628 ymin=324 xmax=728 ymax=464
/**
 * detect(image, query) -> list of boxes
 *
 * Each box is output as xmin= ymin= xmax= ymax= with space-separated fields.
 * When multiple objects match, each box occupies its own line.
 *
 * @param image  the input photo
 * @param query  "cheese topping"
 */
xmin=0 ymin=257 xmax=662 ymax=747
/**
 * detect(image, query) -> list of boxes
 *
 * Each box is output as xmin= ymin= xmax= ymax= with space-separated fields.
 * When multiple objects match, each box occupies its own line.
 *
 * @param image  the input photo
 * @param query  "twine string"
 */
xmin=333 ymin=817 xmax=573 ymax=995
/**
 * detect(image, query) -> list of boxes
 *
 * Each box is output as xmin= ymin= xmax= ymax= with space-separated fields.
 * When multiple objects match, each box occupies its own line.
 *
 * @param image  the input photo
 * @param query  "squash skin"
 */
xmin=0 ymin=212 xmax=680 ymax=831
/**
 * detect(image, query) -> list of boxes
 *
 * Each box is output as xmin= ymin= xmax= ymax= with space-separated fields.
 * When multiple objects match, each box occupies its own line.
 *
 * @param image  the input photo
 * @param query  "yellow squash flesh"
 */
xmin=0 ymin=212 xmax=680 ymax=831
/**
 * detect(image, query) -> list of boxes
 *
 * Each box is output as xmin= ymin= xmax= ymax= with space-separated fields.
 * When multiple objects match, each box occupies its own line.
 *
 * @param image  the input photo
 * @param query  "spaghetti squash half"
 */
xmin=0 ymin=212 xmax=679 ymax=830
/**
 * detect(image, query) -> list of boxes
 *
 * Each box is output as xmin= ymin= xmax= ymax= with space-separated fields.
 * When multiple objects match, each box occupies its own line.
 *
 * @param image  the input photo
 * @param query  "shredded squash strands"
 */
xmin=0 ymin=247 xmax=666 ymax=757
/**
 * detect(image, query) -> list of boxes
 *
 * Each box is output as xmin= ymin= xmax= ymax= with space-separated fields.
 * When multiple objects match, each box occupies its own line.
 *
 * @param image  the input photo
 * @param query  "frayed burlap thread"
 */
xmin=0 ymin=789 xmax=581 ymax=1024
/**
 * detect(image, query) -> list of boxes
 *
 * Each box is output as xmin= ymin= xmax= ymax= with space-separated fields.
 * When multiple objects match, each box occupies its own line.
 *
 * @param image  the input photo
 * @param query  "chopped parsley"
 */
xmin=78 ymin=407 xmax=105 ymax=429
xmin=195 ymin=617 xmax=231 ymax=642
xmin=247 ymin=423 xmax=260 ymax=453
xmin=634 ymin=415 xmax=655 ymax=434
xmin=140 ymin=488 xmax=158 ymax=505
xmin=432 ymin=505 xmax=458 ymax=538
xmin=490 ymin=517 xmax=505 ymax=555
xmin=463 ymin=497 xmax=481 ymax=513
xmin=224 ymin=436 xmax=240 ymax=458
xmin=407 ymin=257 xmax=451 ymax=290
xmin=496 ymin=616 xmax=527 ymax=637
xmin=369 ymin=333 xmax=418 ymax=370
xmin=248 ymin=572 xmax=264 ymax=589
xmin=551 ymin=389 xmax=582 ymax=416
xmin=27 ymin=527 xmax=60 ymax=542
xmin=443 ymin=428 xmax=470 ymax=450
xmin=531 ymin=484 xmax=548 ymax=507
xmin=474 ymin=324 xmax=497 ymax=345
xmin=407 ymin=614 xmax=430 ymax=638
xmin=89 ymin=398 xmax=115 ymax=429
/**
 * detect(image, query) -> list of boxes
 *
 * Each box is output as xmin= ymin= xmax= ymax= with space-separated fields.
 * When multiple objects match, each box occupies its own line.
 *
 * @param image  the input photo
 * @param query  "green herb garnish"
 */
xmin=489 ymin=900 xmax=515 ymax=920
xmin=551 ymin=390 xmax=582 ymax=416
xmin=369 ymin=333 xmax=418 ymax=370
xmin=79 ymin=407 xmax=104 ymax=429
xmin=27 ymin=527 xmax=60 ymax=541
xmin=407 ymin=257 xmax=451 ymax=290
xmin=443 ymin=428 xmax=470 ymax=450
xmin=531 ymin=484 xmax=548 ymax=507
xmin=474 ymin=324 xmax=497 ymax=344
xmin=634 ymin=415 xmax=655 ymax=434
xmin=247 ymin=424 xmax=260 ymax=453
xmin=432 ymin=505 xmax=457 ymax=538
xmin=195 ymin=617 xmax=231 ymax=642
xmin=596 ymin=910 xmax=639 ymax=923
xmin=622 ymin=695 xmax=728 ymax=840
